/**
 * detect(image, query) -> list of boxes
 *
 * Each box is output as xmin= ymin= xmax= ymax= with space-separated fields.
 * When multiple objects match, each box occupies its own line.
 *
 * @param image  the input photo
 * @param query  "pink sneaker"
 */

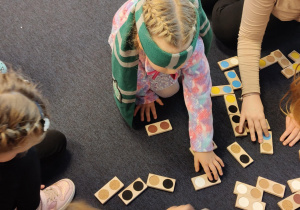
xmin=38 ymin=178 xmax=75 ymax=210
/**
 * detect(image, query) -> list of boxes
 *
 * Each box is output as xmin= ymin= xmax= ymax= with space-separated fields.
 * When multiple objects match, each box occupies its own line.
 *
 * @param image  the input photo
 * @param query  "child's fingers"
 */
xmin=213 ymin=160 xmax=223 ymax=176
xmin=289 ymin=131 xmax=300 ymax=147
xmin=239 ymin=114 xmax=246 ymax=133
xmin=150 ymin=105 xmax=157 ymax=120
xmin=215 ymin=156 xmax=225 ymax=167
xmin=145 ymin=106 xmax=151 ymax=122
xmin=140 ymin=106 xmax=145 ymax=121
xmin=40 ymin=185 xmax=45 ymax=190
xmin=254 ymin=120 xmax=263 ymax=143
xmin=247 ymin=120 xmax=256 ymax=141
xmin=286 ymin=115 xmax=291 ymax=129
xmin=194 ymin=158 xmax=200 ymax=172
xmin=203 ymin=165 xmax=213 ymax=181
xmin=209 ymin=164 xmax=219 ymax=180
xmin=156 ymin=98 xmax=164 ymax=106
xmin=260 ymin=119 xmax=269 ymax=138
xmin=280 ymin=122 xmax=295 ymax=141
xmin=283 ymin=128 xmax=298 ymax=146
xmin=134 ymin=105 xmax=141 ymax=116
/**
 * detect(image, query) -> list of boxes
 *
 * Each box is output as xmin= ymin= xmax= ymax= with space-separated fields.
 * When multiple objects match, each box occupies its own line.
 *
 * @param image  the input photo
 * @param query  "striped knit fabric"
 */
xmin=111 ymin=0 xmax=212 ymax=127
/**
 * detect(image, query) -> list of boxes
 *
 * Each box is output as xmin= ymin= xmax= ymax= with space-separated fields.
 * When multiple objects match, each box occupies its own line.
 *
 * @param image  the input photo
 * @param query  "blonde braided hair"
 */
xmin=143 ymin=0 xmax=197 ymax=48
xmin=0 ymin=65 xmax=49 ymax=152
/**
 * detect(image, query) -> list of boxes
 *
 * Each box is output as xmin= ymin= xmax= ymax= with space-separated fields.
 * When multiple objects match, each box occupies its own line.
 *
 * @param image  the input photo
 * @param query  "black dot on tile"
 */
xmin=232 ymin=115 xmax=240 ymax=123
xmin=228 ymin=105 xmax=238 ymax=113
xmin=240 ymin=154 xmax=250 ymax=163
xmin=122 ymin=190 xmax=133 ymax=200
xmin=163 ymin=179 xmax=173 ymax=189
xmin=207 ymin=175 xmax=218 ymax=183
xmin=133 ymin=181 xmax=144 ymax=191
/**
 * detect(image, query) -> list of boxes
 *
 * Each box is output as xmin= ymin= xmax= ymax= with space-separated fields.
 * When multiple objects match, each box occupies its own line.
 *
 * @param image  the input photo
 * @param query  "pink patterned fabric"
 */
xmin=109 ymin=0 xmax=214 ymax=152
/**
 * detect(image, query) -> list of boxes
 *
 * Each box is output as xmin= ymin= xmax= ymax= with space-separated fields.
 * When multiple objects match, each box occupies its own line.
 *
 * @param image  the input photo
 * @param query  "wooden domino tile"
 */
xmin=146 ymin=173 xmax=176 ymax=192
xmin=94 ymin=176 xmax=124 ymax=204
xmin=234 ymin=181 xmax=264 ymax=201
xmin=287 ymin=178 xmax=300 ymax=193
xmin=224 ymin=94 xmax=240 ymax=115
xmin=190 ymin=141 xmax=217 ymax=155
xmin=281 ymin=62 xmax=300 ymax=79
xmin=224 ymin=70 xmax=242 ymax=90
xmin=260 ymin=131 xmax=273 ymax=155
xmin=235 ymin=194 xmax=266 ymax=210
xmin=272 ymin=49 xmax=292 ymax=68
xmin=229 ymin=114 xmax=247 ymax=137
xmin=259 ymin=54 xmax=278 ymax=70
xmin=256 ymin=176 xmax=286 ymax=198
xmin=227 ymin=142 xmax=253 ymax=168
xmin=191 ymin=173 xmax=221 ymax=191
xmin=218 ymin=56 xmax=239 ymax=71
xmin=145 ymin=119 xmax=172 ymax=136
xmin=278 ymin=192 xmax=300 ymax=210
xmin=118 ymin=178 xmax=147 ymax=205
xmin=288 ymin=50 xmax=300 ymax=63
xmin=211 ymin=85 xmax=234 ymax=97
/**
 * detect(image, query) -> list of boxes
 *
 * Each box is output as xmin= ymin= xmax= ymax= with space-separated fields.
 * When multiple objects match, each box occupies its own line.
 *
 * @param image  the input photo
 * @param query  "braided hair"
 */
xmin=143 ymin=0 xmax=197 ymax=48
xmin=0 ymin=65 xmax=49 ymax=152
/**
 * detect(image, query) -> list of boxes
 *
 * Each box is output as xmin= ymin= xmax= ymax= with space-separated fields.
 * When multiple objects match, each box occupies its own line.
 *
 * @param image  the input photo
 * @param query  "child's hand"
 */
xmin=167 ymin=204 xmax=195 ymax=210
xmin=280 ymin=115 xmax=300 ymax=146
xmin=239 ymin=94 xmax=269 ymax=143
xmin=194 ymin=151 xmax=224 ymax=181
xmin=134 ymin=98 xmax=163 ymax=122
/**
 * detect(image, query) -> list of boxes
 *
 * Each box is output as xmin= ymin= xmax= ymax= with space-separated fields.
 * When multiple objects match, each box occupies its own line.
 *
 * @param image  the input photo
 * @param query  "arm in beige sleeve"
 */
xmin=238 ymin=0 xmax=275 ymax=95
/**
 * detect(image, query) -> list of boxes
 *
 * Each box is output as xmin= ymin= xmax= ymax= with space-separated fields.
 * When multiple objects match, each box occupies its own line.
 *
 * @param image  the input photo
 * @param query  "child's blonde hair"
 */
xmin=0 ymin=65 xmax=48 ymax=152
xmin=280 ymin=65 xmax=300 ymax=125
xmin=132 ymin=0 xmax=197 ymax=48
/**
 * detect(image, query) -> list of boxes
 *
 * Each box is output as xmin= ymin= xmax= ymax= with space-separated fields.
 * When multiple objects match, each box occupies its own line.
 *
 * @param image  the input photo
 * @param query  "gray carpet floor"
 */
xmin=0 ymin=1 xmax=299 ymax=209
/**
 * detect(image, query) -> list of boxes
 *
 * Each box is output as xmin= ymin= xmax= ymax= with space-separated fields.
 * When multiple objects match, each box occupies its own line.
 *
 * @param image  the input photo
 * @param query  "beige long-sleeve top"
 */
xmin=238 ymin=0 xmax=300 ymax=94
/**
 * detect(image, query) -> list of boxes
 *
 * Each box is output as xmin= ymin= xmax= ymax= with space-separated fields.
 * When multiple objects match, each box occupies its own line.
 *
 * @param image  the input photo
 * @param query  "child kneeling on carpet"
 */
xmin=0 ymin=65 xmax=75 ymax=210
xmin=109 ymin=0 xmax=224 ymax=180
xmin=280 ymin=74 xmax=300 ymax=147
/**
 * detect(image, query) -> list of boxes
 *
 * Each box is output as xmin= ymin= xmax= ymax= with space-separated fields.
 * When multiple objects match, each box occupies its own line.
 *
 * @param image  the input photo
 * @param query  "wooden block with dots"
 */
xmin=234 ymin=181 xmax=264 ymax=201
xmin=227 ymin=142 xmax=254 ymax=168
xmin=256 ymin=176 xmax=286 ymax=198
xmin=235 ymin=194 xmax=266 ymax=210
xmin=277 ymin=192 xmax=300 ymax=210
xmin=288 ymin=50 xmax=300 ymax=63
xmin=94 ymin=176 xmax=124 ymax=204
xmin=229 ymin=114 xmax=247 ymax=137
xmin=281 ymin=62 xmax=300 ymax=79
xmin=211 ymin=85 xmax=234 ymax=97
xmin=146 ymin=173 xmax=176 ymax=192
xmin=224 ymin=94 xmax=240 ymax=115
xmin=260 ymin=131 xmax=273 ymax=155
xmin=259 ymin=53 xmax=278 ymax=70
xmin=217 ymin=56 xmax=239 ymax=71
xmin=287 ymin=178 xmax=300 ymax=193
xmin=191 ymin=173 xmax=221 ymax=191
xmin=272 ymin=49 xmax=292 ymax=68
xmin=145 ymin=120 xmax=172 ymax=136
xmin=118 ymin=177 xmax=147 ymax=205
xmin=224 ymin=70 xmax=242 ymax=90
